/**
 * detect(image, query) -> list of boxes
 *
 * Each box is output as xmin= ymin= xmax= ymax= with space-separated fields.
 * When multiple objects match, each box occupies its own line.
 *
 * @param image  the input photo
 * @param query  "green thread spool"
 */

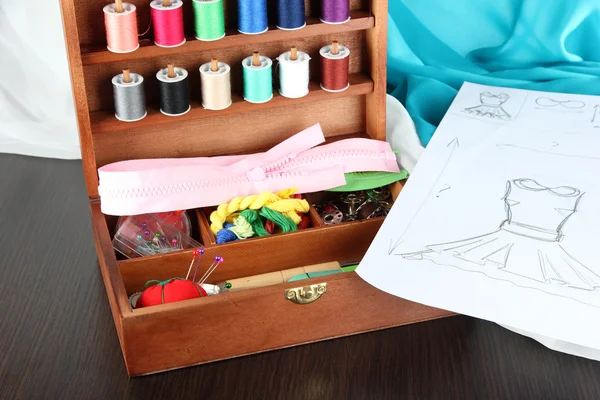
xmin=192 ymin=0 xmax=225 ymax=41
xmin=242 ymin=53 xmax=273 ymax=104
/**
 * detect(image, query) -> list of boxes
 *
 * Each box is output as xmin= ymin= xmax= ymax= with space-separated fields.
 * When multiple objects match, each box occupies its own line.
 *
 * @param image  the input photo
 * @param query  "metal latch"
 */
xmin=285 ymin=283 xmax=327 ymax=304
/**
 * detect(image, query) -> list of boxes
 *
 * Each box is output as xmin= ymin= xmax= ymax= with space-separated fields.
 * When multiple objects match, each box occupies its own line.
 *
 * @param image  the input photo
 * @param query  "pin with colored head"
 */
xmin=198 ymin=256 xmax=224 ymax=285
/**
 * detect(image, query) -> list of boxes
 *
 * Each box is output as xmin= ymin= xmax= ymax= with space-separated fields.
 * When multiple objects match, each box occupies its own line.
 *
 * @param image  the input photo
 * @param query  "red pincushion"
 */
xmin=137 ymin=278 xmax=208 ymax=308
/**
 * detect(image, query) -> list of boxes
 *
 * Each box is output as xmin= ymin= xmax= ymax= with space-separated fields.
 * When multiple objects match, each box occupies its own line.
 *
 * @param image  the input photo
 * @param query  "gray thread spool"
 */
xmin=112 ymin=70 xmax=146 ymax=122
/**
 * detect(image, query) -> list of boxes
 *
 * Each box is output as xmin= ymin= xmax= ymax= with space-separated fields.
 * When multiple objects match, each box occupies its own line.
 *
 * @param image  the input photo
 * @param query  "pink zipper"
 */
xmin=98 ymin=124 xmax=399 ymax=216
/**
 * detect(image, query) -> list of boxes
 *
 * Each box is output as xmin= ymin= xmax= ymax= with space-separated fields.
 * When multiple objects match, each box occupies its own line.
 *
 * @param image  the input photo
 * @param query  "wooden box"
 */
xmin=59 ymin=0 xmax=452 ymax=375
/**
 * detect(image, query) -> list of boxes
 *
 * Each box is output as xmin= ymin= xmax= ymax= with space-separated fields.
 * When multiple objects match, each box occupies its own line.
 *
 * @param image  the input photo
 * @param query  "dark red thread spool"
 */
xmin=320 ymin=41 xmax=350 ymax=92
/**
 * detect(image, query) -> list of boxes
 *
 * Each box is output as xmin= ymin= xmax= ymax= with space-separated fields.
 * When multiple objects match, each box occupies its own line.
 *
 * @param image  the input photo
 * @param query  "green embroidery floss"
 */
xmin=242 ymin=52 xmax=273 ymax=104
xmin=192 ymin=0 xmax=225 ymax=41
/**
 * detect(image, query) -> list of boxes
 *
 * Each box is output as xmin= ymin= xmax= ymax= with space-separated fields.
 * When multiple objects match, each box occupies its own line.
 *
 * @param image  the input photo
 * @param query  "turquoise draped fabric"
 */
xmin=388 ymin=1 xmax=600 ymax=146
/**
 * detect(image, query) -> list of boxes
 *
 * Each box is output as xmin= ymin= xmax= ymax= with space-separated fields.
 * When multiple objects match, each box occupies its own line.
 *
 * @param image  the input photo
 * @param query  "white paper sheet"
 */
xmin=357 ymin=82 xmax=600 ymax=351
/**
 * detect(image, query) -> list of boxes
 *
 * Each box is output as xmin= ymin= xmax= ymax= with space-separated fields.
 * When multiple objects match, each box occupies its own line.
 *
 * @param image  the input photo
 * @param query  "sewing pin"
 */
xmin=191 ymin=248 xmax=206 ymax=282
xmin=185 ymin=249 xmax=201 ymax=280
xmin=198 ymin=256 xmax=224 ymax=285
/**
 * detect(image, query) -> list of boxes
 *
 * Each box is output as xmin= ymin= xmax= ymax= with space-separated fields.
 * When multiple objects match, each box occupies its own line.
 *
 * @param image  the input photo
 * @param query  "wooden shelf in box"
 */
xmin=81 ymin=11 xmax=375 ymax=66
xmin=90 ymin=73 xmax=373 ymax=135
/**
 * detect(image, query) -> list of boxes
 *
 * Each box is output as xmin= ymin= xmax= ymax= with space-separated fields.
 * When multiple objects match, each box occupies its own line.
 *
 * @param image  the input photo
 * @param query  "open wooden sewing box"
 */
xmin=59 ymin=0 xmax=452 ymax=376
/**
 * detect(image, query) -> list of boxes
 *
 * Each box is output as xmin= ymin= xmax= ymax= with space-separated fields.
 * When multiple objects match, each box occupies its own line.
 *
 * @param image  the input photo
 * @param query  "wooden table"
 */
xmin=2 ymin=153 xmax=600 ymax=399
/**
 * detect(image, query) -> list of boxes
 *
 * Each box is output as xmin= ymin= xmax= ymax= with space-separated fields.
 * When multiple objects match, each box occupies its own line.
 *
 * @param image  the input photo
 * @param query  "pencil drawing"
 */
xmin=592 ymin=105 xmax=600 ymax=124
xmin=387 ymin=138 xmax=459 ymax=255
xmin=536 ymin=97 xmax=586 ymax=109
xmin=463 ymin=92 xmax=511 ymax=120
xmin=401 ymin=179 xmax=600 ymax=292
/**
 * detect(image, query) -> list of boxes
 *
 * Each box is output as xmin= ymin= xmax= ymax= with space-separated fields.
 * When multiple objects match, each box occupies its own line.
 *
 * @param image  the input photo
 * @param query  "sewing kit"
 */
xmin=60 ymin=0 xmax=451 ymax=376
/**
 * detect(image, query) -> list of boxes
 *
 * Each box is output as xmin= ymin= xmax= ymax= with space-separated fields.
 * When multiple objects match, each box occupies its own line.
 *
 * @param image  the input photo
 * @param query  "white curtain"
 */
xmin=0 ymin=0 xmax=80 ymax=159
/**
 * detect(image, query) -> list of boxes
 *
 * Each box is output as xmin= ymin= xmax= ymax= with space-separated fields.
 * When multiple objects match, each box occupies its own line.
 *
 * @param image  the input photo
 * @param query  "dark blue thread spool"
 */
xmin=276 ymin=0 xmax=305 ymax=30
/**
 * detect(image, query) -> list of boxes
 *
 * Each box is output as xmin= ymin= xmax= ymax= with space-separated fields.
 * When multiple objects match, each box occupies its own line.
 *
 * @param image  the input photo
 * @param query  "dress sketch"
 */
xmin=402 ymin=179 xmax=600 ymax=291
xmin=463 ymin=92 xmax=511 ymax=120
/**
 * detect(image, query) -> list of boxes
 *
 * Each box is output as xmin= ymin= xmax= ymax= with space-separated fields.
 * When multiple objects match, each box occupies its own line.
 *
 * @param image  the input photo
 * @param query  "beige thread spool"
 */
xmin=199 ymin=58 xmax=232 ymax=110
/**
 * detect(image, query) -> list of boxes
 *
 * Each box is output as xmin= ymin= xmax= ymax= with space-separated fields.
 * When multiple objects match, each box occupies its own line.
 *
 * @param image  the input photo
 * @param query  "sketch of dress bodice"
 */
xmin=501 ymin=179 xmax=582 ymax=242
xmin=480 ymin=92 xmax=508 ymax=106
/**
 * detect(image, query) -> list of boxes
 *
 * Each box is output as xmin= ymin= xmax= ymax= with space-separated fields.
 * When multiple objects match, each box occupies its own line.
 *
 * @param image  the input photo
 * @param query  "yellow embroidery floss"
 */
xmin=209 ymin=188 xmax=306 ymax=234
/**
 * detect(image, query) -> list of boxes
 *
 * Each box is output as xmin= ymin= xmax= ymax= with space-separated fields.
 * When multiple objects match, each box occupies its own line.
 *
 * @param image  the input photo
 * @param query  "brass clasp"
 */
xmin=285 ymin=283 xmax=327 ymax=304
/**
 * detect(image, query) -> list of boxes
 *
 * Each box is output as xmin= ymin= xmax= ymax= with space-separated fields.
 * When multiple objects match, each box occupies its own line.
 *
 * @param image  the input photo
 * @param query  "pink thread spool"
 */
xmin=150 ymin=0 xmax=186 ymax=48
xmin=103 ymin=2 xmax=139 ymax=53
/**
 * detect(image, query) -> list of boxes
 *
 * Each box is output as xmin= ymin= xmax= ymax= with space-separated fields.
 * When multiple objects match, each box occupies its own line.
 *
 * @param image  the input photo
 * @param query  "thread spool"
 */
xmin=320 ymin=41 xmax=350 ymax=92
xmin=238 ymin=0 xmax=268 ymax=34
xmin=156 ymin=64 xmax=191 ymax=116
xmin=200 ymin=59 xmax=232 ymax=110
xmin=150 ymin=0 xmax=186 ymax=48
xmin=112 ymin=70 xmax=146 ymax=122
xmin=192 ymin=0 xmax=225 ymax=41
xmin=276 ymin=0 xmax=305 ymax=30
xmin=242 ymin=52 xmax=273 ymax=104
xmin=103 ymin=1 xmax=139 ymax=53
xmin=277 ymin=47 xmax=310 ymax=99
xmin=321 ymin=0 xmax=350 ymax=24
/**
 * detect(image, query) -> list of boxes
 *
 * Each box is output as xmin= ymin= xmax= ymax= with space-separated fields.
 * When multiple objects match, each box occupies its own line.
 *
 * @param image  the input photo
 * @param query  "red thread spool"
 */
xmin=150 ymin=0 xmax=186 ymax=48
xmin=137 ymin=278 xmax=207 ymax=308
xmin=320 ymin=41 xmax=350 ymax=92
xmin=103 ymin=2 xmax=139 ymax=53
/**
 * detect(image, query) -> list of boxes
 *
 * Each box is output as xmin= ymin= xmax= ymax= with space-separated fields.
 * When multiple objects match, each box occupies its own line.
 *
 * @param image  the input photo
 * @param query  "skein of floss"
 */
xmin=276 ymin=0 xmax=305 ymax=30
xmin=320 ymin=40 xmax=350 ymax=92
xmin=150 ymin=0 xmax=186 ymax=48
xmin=103 ymin=0 xmax=139 ymax=53
xmin=277 ymin=47 xmax=310 ymax=99
xmin=242 ymin=52 xmax=273 ymax=104
xmin=200 ymin=59 xmax=232 ymax=110
xmin=321 ymin=0 xmax=350 ymax=24
xmin=238 ymin=0 xmax=268 ymax=34
xmin=112 ymin=69 xmax=147 ymax=122
xmin=157 ymin=64 xmax=191 ymax=116
xmin=192 ymin=0 xmax=225 ymax=41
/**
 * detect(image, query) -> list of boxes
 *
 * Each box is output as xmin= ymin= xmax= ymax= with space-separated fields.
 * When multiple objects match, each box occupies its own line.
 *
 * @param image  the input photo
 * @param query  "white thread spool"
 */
xmin=199 ymin=59 xmax=232 ymax=110
xmin=277 ymin=48 xmax=310 ymax=99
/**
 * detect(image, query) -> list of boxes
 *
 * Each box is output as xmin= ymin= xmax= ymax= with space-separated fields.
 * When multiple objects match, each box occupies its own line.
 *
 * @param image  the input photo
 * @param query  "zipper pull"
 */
xmin=247 ymin=167 xmax=266 ymax=181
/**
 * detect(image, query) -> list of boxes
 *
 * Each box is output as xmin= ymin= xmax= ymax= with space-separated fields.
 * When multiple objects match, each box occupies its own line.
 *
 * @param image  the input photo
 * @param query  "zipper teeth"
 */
xmin=103 ymin=150 xmax=390 ymax=199
xmin=103 ymin=171 xmax=305 ymax=199
xmin=265 ymin=150 xmax=387 ymax=172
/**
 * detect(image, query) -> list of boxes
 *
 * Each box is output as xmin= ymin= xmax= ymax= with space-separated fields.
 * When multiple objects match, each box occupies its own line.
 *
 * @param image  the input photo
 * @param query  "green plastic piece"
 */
xmin=327 ymin=171 xmax=408 ymax=192
xmin=340 ymin=265 xmax=358 ymax=272
xmin=287 ymin=269 xmax=343 ymax=282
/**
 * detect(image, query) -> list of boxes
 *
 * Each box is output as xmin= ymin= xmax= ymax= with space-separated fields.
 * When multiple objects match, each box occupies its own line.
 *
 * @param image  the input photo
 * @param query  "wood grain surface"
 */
xmin=3 ymin=153 xmax=600 ymax=398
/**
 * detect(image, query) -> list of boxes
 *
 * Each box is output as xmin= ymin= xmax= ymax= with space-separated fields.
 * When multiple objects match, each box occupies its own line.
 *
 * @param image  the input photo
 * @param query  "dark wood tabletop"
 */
xmin=2 ymin=153 xmax=600 ymax=400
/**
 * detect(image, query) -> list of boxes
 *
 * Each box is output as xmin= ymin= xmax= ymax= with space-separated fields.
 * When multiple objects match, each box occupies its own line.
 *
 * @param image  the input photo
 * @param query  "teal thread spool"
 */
xmin=192 ymin=0 xmax=225 ymax=41
xmin=242 ymin=52 xmax=273 ymax=104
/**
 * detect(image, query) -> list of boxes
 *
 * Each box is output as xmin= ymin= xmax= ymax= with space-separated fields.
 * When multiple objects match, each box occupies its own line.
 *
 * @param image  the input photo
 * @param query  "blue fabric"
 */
xmin=388 ymin=1 xmax=600 ymax=146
